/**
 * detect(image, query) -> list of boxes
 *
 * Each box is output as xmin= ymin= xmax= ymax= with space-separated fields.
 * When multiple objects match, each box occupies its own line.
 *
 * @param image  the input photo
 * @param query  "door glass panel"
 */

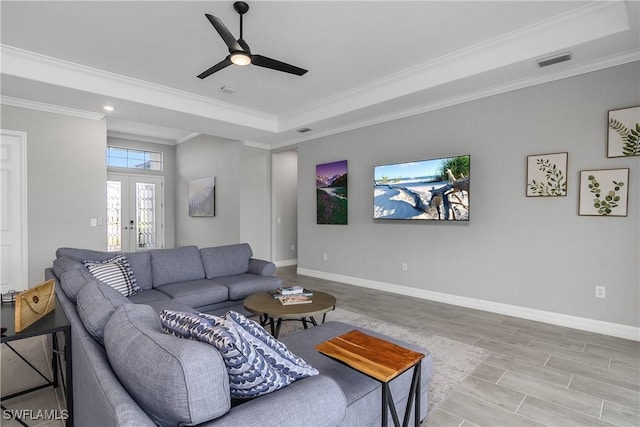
xmin=107 ymin=181 xmax=122 ymax=251
xmin=136 ymin=183 xmax=156 ymax=249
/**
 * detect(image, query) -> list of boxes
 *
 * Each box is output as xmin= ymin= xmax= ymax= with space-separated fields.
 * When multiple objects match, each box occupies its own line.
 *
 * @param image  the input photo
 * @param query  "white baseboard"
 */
xmin=275 ymin=259 xmax=298 ymax=267
xmin=297 ymin=268 xmax=640 ymax=342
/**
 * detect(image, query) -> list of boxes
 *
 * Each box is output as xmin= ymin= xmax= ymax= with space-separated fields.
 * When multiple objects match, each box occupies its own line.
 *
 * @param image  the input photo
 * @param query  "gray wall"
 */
xmin=175 ymin=136 xmax=272 ymax=257
xmin=175 ymin=134 xmax=241 ymax=247
xmin=297 ymin=62 xmax=639 ymax=328
xmin=107 ymin=136 xmax=176 ymax=249
xmin=272 ymin=150 xmax=298 ymax=264
xmin=240 ymin=145 xmax=271 ymax=260
xmin=1 ymin=105 xmax=107 ymax=284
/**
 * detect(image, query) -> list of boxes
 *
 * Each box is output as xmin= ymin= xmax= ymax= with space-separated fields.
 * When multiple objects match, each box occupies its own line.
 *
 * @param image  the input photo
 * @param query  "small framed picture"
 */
xmin=608 ymin=106 xmax=639 ymax=158
xmin=578 ymin=168 xmax=629 ymax=217
xmin=188 ymin=176 xmax=216 ymax=217
xmin=526 ymin=152 xmax=567 ymax=197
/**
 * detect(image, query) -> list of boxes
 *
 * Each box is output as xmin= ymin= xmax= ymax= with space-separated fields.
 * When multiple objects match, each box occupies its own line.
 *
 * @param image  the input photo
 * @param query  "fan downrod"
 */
xmin=233 ymin=2 xmax=249 ymax=15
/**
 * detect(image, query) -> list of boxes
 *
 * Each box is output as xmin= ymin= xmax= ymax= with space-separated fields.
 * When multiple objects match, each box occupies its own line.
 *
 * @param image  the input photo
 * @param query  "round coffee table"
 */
xmin=243 ymin=290 xmax=336 ymax=338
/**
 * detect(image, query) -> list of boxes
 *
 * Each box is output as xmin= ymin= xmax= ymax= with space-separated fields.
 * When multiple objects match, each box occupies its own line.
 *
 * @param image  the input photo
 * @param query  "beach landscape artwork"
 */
xmin=188 ymin=176 xmax=215 ymax=217
xmin=316 ymin=160 xmax=348 ymax=224
xmin=374 ymin=155 xmax=470 ymax=221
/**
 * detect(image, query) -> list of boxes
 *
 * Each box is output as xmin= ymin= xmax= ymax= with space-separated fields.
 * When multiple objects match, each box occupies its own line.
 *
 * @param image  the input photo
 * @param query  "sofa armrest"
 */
xmin=201 ymin=375 xmax=346 ymax=427
xmin=248 ymin=258 xmax=276 ymax=276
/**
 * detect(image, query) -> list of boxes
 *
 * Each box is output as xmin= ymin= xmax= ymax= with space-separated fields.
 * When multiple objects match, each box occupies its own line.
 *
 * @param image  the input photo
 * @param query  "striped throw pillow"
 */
xmin=83 ymin=254 xmax=140 ymax=297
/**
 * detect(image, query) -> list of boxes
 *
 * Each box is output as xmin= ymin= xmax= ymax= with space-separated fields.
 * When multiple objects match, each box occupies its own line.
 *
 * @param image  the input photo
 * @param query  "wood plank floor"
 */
xmin=276 ymin=266 xmax=640 ymax=427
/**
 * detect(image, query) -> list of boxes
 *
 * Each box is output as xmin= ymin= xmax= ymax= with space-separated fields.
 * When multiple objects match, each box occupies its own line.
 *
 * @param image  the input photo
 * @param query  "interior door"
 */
xmin=107 ymin=173 xmax=164 ymax=252
xmin=0 ymin=129 xmax=28 ymax=292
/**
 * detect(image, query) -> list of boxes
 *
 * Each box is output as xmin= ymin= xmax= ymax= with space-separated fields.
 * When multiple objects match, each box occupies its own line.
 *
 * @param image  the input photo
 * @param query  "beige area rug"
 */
xmin=278 ymin=307 xmax=491 ymax=415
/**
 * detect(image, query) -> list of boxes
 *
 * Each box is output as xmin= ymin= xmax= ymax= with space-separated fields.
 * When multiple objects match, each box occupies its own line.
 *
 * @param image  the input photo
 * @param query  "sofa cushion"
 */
xmin=76 ymin=279 xmax=132 ymax=345
xmin=155 ymin=279 xmax=228 ymax=308
xmin=59 ymin=268 xmax=94 ymax=303
xmin=83 ymin=254 xmax=140 ymax=297
xmin=127 ymin=289 xmax=172 ymax=304
xmin=124 ymin=251 xmax=152 ymax=290
xmin=213 ymin=274 xmax=282 ymax=300
xmin=150 ymin=246 xmax=205 ymax=286
xmin=161 ymin=310 xmax=318 ymax=399
xmin=56 ymin=247 xmax=114 ymax=262
xmin=200 ymin=243 xmax=253 ymax=279
xmin=56 ymin=248 xmax=153 ymax=290
xmin=104 ymin=304 xmax=230 ymax=427
xmin=52 ymin=256 xmax=85 ymax=279
xmin=144 ymin=299 xmax=198 ymax=315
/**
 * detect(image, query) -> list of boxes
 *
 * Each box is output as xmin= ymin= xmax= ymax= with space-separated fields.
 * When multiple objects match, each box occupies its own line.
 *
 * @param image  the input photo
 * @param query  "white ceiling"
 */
xmin=1 ymin=1 xmax=639 ymax=148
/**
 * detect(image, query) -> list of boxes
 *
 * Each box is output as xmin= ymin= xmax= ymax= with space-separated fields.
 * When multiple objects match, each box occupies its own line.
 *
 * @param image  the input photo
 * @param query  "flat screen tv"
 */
xmin=374 ymin=155 xmax=470 ymax=221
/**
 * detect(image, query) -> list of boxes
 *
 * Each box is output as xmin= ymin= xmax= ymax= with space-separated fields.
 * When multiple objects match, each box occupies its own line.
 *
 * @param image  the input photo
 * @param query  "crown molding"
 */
xmin=278 ymin=1 xmax=631 ymax=132
xmin=271 ymin=50 xmax=640 ymax=150
xmin=1 ymin=95 xmax=105 ymax=120
xmin=1 ymin=44 xmax=278 ymax=132
xmin=243 ymin=140 xmax=272 ymax=150
xmin=175 ymin=133 xmax=201 ymax=145
xmin=107 ymin=130 xmax=178 ymax=146
xmin=1 ymin=1 xmax=633 ymax=148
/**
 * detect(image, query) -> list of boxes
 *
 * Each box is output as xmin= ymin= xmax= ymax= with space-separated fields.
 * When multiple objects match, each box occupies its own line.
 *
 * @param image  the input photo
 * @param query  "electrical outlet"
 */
xmin=291 ymin=244 xmax=295 ymax=251
xmin=323 ymin=253 xmax=328 ymax=261
xmin=401 ymin=262 xmax=408 ymax=272
xmin=595 ymin=285 xmax=606 ymax=299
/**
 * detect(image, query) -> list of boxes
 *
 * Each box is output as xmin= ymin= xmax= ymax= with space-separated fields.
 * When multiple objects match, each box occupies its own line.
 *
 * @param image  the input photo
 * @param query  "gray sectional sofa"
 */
xmin=47 ymin=243 xmax=433 ymax=427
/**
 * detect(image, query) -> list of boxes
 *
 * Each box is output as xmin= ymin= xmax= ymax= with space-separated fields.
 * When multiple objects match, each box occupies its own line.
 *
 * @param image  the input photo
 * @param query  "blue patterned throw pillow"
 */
xmin=160 ymin=310 xmax=318 ymax=399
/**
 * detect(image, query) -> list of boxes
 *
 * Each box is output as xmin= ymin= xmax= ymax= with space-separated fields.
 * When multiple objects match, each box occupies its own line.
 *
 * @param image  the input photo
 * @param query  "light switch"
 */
xmin=90 ymin=218 xmax=98 ymax=227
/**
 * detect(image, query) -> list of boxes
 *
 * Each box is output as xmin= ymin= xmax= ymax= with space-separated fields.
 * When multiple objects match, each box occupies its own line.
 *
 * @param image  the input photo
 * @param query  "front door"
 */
xmin=106 ymin=173 xmax=164 ymax=252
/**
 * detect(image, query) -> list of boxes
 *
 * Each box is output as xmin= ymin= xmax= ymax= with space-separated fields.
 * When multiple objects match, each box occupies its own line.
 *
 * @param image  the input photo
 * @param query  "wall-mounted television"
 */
xmin=374 ymin=155 xmax=470 ymax=221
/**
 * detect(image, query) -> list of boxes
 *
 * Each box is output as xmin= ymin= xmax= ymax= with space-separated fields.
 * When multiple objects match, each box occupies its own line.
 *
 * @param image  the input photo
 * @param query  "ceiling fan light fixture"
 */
xmin=230 ymin=51 xmax=251 ymax=66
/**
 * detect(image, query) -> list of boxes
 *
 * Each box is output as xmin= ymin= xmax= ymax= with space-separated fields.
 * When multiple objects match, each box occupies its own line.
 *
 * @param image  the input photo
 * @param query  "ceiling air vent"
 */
xmin=297 ymin=127 xmax=313 ymax=133
xmin=536 ymin=52 xmax=572 ymax=68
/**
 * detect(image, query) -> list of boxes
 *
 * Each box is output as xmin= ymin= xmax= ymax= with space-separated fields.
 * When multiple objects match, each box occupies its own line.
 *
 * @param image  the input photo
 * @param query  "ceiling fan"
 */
xmin=197 ymin=1 xmax=308 ymax=79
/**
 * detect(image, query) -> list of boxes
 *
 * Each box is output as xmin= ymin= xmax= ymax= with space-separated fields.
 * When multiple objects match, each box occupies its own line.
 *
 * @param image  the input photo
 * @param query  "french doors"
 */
xmin=106 ymin=173 xmax=164 ymax=252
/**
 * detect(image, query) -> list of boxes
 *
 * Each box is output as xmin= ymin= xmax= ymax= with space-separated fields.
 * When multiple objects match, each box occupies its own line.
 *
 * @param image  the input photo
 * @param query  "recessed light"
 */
xmin=103 ymin=105 xmax=114 ymax=111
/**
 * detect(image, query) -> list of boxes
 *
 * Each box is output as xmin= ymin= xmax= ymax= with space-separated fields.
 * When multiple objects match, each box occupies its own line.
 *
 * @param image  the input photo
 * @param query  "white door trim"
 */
xmin=1 ymin=129 xmax=28 ymax=291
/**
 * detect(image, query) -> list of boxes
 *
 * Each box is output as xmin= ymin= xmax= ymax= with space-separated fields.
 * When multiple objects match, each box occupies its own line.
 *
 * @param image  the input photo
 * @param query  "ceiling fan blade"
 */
xmin=197 ymin=57 xmax=232 ymax=79
xmin=251 ymin=54 xmax=308 ymax=76
xmin=205 ymin=14 xmax=243 ymax=52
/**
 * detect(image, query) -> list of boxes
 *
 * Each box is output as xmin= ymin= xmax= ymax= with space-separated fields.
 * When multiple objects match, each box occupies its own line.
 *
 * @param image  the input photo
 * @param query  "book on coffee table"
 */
xmin=278 ymin=295 xmax=312 ymax=305
xmin=277 ymin=285 xmax=305 ymax=295
xmin=270 ymin=289 xmax=313 ymax=299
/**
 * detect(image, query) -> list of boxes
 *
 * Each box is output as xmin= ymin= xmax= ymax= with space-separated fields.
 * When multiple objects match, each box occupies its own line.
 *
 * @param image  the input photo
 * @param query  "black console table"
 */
xmin=1 ymin=298 xmax=73 ymax=426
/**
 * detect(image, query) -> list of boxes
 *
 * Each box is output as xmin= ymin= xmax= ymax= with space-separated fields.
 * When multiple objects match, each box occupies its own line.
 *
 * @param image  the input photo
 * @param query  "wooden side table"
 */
xmin=1 ymin=298 xmax=73 ymax=426
xmin=316 ymin=329 xmax=424 ymax=427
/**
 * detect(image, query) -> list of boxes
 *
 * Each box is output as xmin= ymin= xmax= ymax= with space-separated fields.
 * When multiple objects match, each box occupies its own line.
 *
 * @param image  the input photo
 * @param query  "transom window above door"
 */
xmin=107 ymin=146 xmax=163 ymax=171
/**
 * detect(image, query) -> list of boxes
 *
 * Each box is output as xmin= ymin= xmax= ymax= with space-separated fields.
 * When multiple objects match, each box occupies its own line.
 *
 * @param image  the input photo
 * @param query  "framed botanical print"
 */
xmin=578 ymin=168 xmax=629 ymax=216
xmin=608 ymin=106 xmax=640 ymax=157
xmin=526 ymin=152 xmax=567 ymax=197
